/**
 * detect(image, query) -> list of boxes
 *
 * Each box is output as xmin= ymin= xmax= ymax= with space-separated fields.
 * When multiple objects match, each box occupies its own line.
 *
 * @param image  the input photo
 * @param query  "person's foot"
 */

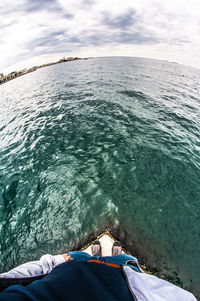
xmin=112 ymin=241 xmax=122 ymax=256
xmin=91 ymin=240 xmax=101 ymax=256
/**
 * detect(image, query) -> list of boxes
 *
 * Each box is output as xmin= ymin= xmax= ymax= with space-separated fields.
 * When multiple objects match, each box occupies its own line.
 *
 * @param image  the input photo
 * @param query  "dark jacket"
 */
xmin=0 ymin=261 xmax=134 ymax=300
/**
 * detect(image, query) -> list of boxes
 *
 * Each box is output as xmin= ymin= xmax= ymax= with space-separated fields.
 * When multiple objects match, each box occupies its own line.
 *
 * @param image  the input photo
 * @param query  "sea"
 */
xmin=0 ymin=57 xmax=199 ymax=298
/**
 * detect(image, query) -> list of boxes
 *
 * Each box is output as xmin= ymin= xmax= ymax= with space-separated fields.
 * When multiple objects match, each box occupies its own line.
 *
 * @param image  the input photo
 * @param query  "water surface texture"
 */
xmin=0 ymin=57 xmax=200 ymax=297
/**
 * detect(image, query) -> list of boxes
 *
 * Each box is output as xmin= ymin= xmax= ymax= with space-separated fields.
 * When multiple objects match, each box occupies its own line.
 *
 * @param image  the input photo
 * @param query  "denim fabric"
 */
xmin=68 ymin=251 xmax=141 ymax=272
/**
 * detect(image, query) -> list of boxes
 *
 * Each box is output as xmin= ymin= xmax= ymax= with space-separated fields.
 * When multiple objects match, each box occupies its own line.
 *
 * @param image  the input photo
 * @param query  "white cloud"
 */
xmin=0 ymin=0 xmax=200 ymax=74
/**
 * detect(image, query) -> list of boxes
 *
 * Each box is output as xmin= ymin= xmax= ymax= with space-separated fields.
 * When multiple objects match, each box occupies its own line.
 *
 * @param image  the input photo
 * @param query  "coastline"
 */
xmin=0 ymin=57 xmax=88 ymax=86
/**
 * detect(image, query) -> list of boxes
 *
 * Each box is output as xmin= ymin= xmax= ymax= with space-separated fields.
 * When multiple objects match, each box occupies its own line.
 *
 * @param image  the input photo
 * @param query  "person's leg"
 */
xmin=67 ymin=251 xmax=91 ymax=262
xmin=68 ymin=241 xmax=141 ymax=271
xmin=101 ymin=254 xmax=141 ymax=272
xmin=99 ymin=241 xmax=141 ymax=272
xmin=68 ymin=240 xmax=101 ymax=262
xmin=100 ymin=254 xmax=137 ymax=265
xmin=115 ymin=254 xmax=139 ymax=265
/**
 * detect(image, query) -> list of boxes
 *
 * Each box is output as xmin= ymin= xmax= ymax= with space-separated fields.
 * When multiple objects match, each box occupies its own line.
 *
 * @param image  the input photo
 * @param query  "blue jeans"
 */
xmin=68 ymin=251 xmax=141 ymax=272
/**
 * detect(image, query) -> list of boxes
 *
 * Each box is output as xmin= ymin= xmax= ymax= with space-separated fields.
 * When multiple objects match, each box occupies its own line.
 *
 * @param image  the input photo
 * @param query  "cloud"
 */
xmin=26 ymin=30 xmax=85 ymax=57
xmin=116 ymin=32 xmax=159 ymax=44
xmin=1 ymin=21 xmax=17 ymax=29
xmin=29 ymin=30 xmax=66 ymax=49
xmin=82 ymin=0 xmax=96 ymax=6
xmin=82 ymin=29 xmax=159 ymax=47
xmin=0 ymin=0 xmax=200 ymax=73
xmin=24 ymin=0 xmax=62 ymax=13
xmin=103 ymin=9 xmax=137 ymax=29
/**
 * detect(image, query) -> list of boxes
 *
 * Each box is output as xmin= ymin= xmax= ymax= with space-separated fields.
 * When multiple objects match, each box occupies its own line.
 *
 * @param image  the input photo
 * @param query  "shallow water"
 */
xmin=0 ymin=57 xmax=200 ymax=297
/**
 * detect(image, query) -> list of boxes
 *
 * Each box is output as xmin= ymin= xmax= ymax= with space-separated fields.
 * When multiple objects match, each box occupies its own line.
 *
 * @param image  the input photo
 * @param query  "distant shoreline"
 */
xmin=0 ymin=57 xmax=88 ymax=86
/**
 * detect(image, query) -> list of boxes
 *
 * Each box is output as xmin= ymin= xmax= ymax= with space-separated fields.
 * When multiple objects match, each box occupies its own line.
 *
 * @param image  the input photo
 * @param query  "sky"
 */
xmin=0 ymin=0 xmax=200 ymax=74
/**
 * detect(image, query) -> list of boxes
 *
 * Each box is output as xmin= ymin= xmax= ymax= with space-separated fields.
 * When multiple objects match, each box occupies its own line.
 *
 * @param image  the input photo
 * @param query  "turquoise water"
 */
xmin=0 ymin=57 xmax=200 ymax=297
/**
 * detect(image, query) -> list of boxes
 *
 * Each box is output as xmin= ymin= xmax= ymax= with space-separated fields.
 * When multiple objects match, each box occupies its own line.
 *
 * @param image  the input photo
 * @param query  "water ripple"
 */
xmin=0 ymin=57 xmax=200 ymax=297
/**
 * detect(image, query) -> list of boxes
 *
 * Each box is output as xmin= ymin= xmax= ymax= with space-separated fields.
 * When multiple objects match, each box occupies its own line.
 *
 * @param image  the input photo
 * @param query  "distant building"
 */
xmin=66 ymin=57 xmax=74 ymax=61
xmin=7 ymin=71 xmax=18 ymax=79
xmin=66 ymin=57 xmax=80 ymax=61
xmin=28 ymin=66 xmax=37 ymax=72
xmin=59 ymin=57 xmax=66 ymax=62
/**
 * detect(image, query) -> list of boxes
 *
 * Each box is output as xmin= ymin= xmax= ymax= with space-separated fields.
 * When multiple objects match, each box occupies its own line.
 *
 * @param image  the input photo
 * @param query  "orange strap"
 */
xmin=87 ymin=260 xmax=121 ymax=269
